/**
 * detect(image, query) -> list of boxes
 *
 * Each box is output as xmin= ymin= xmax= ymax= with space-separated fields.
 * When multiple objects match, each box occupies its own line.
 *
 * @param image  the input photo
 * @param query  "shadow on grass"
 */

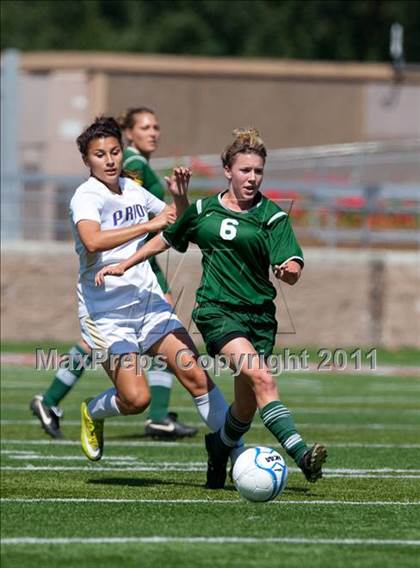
xmin=87 ymin=477 xmax=305 ymax=498
xmin=106 ymin=433 xmax=182 ymax=441
xmin=88 ymin=477 xmax=174 ymax=487
xmin=284 ymin=486 xmax=311 ymax=494
xmin=107 ymin=433 xmax=147 ymax=440
xmin=87 ymin=477 xmax=237 ymax=492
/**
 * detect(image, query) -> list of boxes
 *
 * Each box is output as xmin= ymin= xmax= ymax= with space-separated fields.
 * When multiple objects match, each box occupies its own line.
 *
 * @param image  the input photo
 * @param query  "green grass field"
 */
xmin=1 ymin=351 xmax=420 ymax=567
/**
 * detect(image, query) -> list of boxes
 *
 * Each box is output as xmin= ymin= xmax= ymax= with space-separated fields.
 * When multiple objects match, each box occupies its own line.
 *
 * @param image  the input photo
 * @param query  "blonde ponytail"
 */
xmin=221 ymin=127 xmax=267 ymax=167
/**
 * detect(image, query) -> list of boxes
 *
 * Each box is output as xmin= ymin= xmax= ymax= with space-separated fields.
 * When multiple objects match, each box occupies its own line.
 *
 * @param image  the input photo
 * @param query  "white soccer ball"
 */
xmin=232 ymin=446 xmax=288 ymax=502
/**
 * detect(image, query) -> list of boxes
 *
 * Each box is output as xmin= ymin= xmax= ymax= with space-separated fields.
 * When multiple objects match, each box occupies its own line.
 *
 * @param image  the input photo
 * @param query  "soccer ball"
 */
xmin=232 ymin=446 xmax=288 ymax=502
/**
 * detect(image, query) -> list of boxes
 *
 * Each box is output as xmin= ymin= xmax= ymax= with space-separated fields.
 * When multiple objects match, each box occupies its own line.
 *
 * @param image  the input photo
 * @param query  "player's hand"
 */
xmin=274 ymin=260 xmax=302 ymax=285
xmin=165 ymin=167 xmax=191 ymax=197
xmin=148 ymin=206 xmax=177 ymax=232
xmin=95 ymin=264 xmax=126 ymax=286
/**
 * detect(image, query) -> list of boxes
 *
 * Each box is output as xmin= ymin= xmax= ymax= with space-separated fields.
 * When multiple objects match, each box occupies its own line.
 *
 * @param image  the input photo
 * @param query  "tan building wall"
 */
xmin=107 ymin=75 xmax=366 ymax=155
xmin=17 ymin=52 xmax=420 ymax=172
xmin=1 ymin=246 xmax=419 ymax=348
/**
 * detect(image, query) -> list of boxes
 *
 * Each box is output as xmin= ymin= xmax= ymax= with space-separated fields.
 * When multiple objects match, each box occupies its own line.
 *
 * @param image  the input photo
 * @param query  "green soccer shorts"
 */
xmin=192 ymin=302 xmax=277 ymax=357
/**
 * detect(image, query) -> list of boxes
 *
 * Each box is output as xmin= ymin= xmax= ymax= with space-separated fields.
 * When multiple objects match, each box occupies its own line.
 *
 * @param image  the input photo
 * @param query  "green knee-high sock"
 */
xmin=260 ymin=400 xmax=308 ymax=465
xmin=219 ymin=405 xmax=252 ymax=447
xmin=147 ymin=368 xmax=173 ymax=421
xmin=43 ymin=345 xmax=91 ymax=408
xmin=148 ymin=386 xmax=171 ymax=421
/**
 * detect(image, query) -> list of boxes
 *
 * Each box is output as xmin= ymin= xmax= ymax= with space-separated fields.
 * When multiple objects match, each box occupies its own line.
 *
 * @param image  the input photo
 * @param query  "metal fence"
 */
xmin=155 ymin=139 xmax=420 ymax=247
xmin=3 ymin=139 xmax=418 ymax=246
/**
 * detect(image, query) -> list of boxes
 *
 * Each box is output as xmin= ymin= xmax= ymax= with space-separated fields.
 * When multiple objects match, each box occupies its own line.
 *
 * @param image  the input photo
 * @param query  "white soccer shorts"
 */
xmin=80 ymin=295 xmax=183 ymax=355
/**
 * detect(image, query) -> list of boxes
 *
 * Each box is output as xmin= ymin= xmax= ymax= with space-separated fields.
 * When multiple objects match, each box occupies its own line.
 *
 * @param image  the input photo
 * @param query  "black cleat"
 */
xmin=30 ymin=395 xmax=63 ymax=439
xmin=299 ymin=443 xmax=327 ymax=482
xmin=205 ymin=432 xmax=231 ymax=489
xmin=145 ymin=412 xmax=198 ymax=440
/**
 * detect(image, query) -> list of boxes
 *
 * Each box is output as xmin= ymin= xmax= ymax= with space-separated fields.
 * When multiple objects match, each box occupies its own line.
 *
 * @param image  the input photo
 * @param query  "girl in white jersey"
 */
xmin=71 ymin=117 xmax=241 ymax=464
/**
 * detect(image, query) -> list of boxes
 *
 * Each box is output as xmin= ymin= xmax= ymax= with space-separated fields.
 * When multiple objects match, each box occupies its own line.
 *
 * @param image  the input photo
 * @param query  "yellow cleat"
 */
xmin=80 ymin=399 xmax=104 ymax=461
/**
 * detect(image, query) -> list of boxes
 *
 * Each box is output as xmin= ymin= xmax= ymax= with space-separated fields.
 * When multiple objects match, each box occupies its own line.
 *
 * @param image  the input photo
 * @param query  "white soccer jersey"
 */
xmin=70 ymin=176 xmax=166 ymax=317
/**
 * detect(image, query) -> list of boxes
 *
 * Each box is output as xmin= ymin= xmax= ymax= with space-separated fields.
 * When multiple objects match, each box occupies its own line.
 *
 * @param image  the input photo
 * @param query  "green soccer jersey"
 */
xmin=162 ymin=191 xmax=304 ymax=307
xmin=122 ymin=146 xmax=165 ymax=201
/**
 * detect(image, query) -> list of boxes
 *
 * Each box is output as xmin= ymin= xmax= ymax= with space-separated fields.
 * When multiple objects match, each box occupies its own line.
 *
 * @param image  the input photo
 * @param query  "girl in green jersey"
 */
xmin=96 ymin=128 xmax=327 ymax=489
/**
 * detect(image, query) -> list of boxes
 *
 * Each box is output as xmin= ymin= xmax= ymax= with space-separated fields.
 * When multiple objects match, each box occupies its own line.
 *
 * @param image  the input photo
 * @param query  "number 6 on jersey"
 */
xmin=220 ymin=218 xmax=239 ymax=240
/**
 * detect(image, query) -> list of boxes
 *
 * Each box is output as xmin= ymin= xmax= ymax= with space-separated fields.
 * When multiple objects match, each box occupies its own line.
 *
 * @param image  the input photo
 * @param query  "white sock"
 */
xmin=147 ymin=369 xmax=173 ymax=388
xmin=193 ymin=385 xmax=228 ymax=431
xmin=88 ymin=387 xmax=121 ymax=420
xmin=193 ymin=385 xmax=243 ymax=444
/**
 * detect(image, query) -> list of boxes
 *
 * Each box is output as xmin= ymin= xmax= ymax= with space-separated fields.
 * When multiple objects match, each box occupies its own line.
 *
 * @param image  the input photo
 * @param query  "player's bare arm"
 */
xmin=77 ymin=208 xmax=176 ymax=254
xmin=273 ymin=260 xmax=302 ymax=285
xmin=165 ymin=167 xmax=191 ymax=217
xmin=95 ymin=234 xmax=169 ymax=286
xmin=148 ymin=206 xmax=177 ymax=232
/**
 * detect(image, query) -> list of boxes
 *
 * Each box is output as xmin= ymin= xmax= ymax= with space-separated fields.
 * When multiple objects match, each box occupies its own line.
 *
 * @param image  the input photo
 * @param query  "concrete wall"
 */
xmin=1 ymin=245 xmax=419 ymax=348
xmin=15 ymin=52 xmax=420 ymax=172
xmin=107 ymin=75 xmax=366 ymax=156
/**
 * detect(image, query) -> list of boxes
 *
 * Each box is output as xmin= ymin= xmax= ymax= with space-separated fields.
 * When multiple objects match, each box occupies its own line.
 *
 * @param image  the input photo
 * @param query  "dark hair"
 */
xmin=76 ymin=116 xmax=123 ymax=157
xmin=221 ymin=128 xmax=267 ymax=168
xmin=118 ymin=107 xmax=156 ymax=130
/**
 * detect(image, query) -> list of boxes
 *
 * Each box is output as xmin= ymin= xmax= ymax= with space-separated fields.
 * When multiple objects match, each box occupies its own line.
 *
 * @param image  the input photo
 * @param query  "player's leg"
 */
xmin=81 ymin=353 xmax=150 ymax=461
xmin=213 ymin=337 xmax=327 ymax=484
xmin=30 ymin=339 xmax=92 ymax=438
xmin=202 ymin=337 xmax=258 ymax=489
xmin=204 ymin=371 xmax=256 ymax=489
xmin=146 ymin=327 xmax=247 ymax=489
xmin=146 ymin=259 xmax=172 ymax=422
xmin=147 ymin=328 xmax=232 ymax=430
xmin=139 ymin=293 xmax=238 ymax=439
xmin=140 ymin=295 xmax=244 ymax=481
xmin=79 ymin=311 xmax=150 ymax=461
xmin=145 ymin=281 xmax=197 ymax=439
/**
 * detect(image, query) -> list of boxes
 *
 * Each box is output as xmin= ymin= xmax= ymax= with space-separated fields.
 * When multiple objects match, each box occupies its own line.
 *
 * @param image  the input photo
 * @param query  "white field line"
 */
xmin=3 ymin=392 xmax=419 ymax=405
xmin=170 ymin=403 xmax=420 ymax=412
xmin=1 ymin=380 xmax=418 ymax=395
xmin=299 ymin=442 xmax=420 ymax=448
xmin=1 ymin=384 xmax=57 ymax=390
xmin=1 ymin=536 xmax=420 ymax=546
xmin=2 ymin=377 xmax=419 ymax=393
xmin=2 ymin=464 xmax=420 ymax=478
xmin=3 ymin=350 xmax=420 ymax=376
xmin=291 ymin=397 xmax=420 ymax=404
xmin=369 ymin=383 xmax=420 ymax=391
xmin=2 ymin=453 xmax=139 ymax=462
xmin=0 ymin=450 xmax=138 ymax=460
xmin=2 ymin=419 xmax=419 ymax=431
xmin=1 ymin=498 xmax=419 ymax=506
xmin=1 ymin=439 xmax=206 ymax=448
xmin=0 ymin=384 xmax=107 ymax=390
xmin=5 ymin=403 xmax=420 ymax=415
xmin=2 ymin=452 xmax=420 ymax=475
xmin=2 ymin=439 xmax=420 ymax=450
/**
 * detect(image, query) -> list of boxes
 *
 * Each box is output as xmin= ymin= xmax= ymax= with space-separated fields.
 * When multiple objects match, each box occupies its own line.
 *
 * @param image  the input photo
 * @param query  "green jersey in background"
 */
xmin=123 ymin=146 xmax=169 ymax=293
xmin=123 ymin=146 xmax=165 ymax=201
